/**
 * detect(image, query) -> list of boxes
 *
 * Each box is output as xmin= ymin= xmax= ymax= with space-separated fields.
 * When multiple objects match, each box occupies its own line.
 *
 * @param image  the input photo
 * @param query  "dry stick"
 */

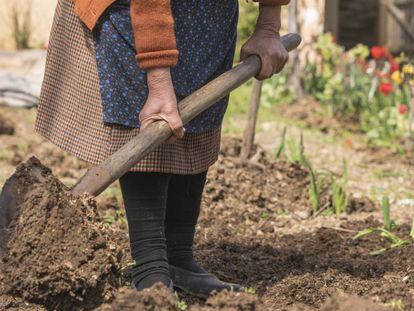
xmin=288 ymin=0 xmax=303 ymax=99
xmin=321 ymin=226 xmax=357 ymax=233
xmin=240 ymin=79 xmax=263 ymax=162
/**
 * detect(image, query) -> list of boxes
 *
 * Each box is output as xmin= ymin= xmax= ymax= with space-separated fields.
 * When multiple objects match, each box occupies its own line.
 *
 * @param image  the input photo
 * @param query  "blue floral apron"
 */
xmin=92 ymin=0 xmax=238 ymax=133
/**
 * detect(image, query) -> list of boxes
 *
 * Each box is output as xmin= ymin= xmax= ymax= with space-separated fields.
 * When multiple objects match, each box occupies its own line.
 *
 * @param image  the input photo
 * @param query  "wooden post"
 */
xmin=324 ymin=0 xmax=339 ymax=38
xmin=288 ymin=0 xmax=303 ymax=99
xmin=240 ymin=79 xmax=263 ymax=162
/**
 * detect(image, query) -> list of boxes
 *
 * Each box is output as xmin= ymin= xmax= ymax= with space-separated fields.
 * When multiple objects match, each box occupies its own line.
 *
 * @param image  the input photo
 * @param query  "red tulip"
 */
xmin=371 ymin=46 xmax=388 ymax=60
xmin=398 ymin=104 xmax=408 ymax=114
xmin=379 ymin=82 xmax=393 ymax=95
xmin=390 ymin=61 xmax=400 ymax=73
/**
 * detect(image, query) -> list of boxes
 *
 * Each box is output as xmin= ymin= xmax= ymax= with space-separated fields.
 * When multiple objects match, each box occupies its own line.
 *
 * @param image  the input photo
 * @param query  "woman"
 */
xmin=35 ymin=0 xmax=290 ymax=297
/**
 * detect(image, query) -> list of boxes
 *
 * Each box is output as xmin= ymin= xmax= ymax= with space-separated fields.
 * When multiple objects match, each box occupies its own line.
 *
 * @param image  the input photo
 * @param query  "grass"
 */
xmin=374 ymin=169 xmax=403 ymax=180
xmin=177 ymin=300 xmax=188 ymax=310
xmin=384 ymin=299 xmax=405 ymax=310
xmin=331 ymin=160 xmax=349 ymax=216
xmin=353 ymin=198 xmax=413 ymax=255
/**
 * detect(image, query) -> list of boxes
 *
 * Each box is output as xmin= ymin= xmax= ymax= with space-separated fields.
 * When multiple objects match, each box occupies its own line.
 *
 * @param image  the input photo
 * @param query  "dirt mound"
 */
xmin=97 ymin=284 xmax=178 ymax=311
xmin=214 ymin=137 xmax=310 ymax=216
xmin=191 ymin=290 xmax=261 ymax=311
xmin=204 ymin=137 xmax=373 ymax=232
xmin=0 ymin=295 xmax=46 ymax=310
xmin=99 ymin=285 xmax=260 ymax=311
xmin=0 ymin=113 xmax=15 ymax=135
xmin=0 ymin=158 xmax=124 ymax=310
xmin=290 ymin=292 xmax=386 ymax=311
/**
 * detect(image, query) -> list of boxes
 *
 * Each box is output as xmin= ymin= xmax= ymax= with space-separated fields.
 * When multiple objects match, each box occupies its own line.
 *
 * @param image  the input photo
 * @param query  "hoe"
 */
xmin=0 ymin=33 xmax=301 ymax=255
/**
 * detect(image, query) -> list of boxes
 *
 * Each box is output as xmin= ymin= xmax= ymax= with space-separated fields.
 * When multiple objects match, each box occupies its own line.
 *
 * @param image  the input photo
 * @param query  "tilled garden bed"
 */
xmin=0 ymin=116 xmax=413 ymax=310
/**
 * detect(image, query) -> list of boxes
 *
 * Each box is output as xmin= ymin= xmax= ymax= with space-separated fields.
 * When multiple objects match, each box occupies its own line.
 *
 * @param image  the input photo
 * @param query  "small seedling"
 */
xmin=275 ymin=208 xmax=289 ymax=216
xmin=177 ymin=300 xmax=188 ymax=310
xmin=260 ymin=212 xmax=270 ymax=220
xmin=384 ymin=299 xmax=405 ymax=311
xmin=353 ymin=227 xmax=410 ymax=256
xmin=245 ymin=287 xmax=257 ymax=295
xmin=104 ymin=213 xmax=116 ymax=225
xmin=382 ymin=196 xmax=396 ymax=231
xmin=275 ymin=126 xmax=287 ymax=159
xmin=286 ymin=133 xmax=308 ymax=165
xmin=410 ymin=219 xmax=414 ymax=240
xmin=331 ymin=160 xmax=348 ymax=216
xmin=307 ymin=162 xmax=322 ymax=214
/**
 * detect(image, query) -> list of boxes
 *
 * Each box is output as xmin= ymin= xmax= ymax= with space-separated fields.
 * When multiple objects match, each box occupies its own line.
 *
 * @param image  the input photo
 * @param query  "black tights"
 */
xmin=119 ymin=171 xmax=207 ymax=289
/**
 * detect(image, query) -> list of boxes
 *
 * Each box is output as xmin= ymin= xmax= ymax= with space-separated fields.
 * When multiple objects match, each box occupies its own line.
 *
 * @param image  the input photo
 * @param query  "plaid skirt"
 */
xmin=35 ymin=0 xmax=221 ymax=174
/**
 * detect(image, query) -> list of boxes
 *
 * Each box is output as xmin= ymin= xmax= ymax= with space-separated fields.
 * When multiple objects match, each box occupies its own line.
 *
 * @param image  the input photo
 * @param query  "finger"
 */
xmin=160 ymin=112 xmax=184 ymax=139
xmin=256 ymin=59 xmax=273 ymax=80
xmin=240 ymin=46 xmax=249 ymax=62
xmin=140 ymin=114 xmax=163 ymax=130
xmin=273 ymin=53 xmax=289 ymax=75
xmin=140 ymin=114 xmax=184 ymax=144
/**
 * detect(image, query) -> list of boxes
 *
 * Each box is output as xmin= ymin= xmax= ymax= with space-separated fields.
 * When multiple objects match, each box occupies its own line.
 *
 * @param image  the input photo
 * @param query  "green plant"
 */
xmin=275 ymin=126 xmax=287 ymax=159
xmin=353 ymin=227 xmax=410 ymax=256
xmin=177 ymin=300 xmax=188 ymax=310
xmin=384 ymin=299 xmax=405 ymax=311
xmin=382 ymin=196 xmax=396 ymax=230
xmin=286 ymin=133 xmax=307 ymax=165
xmin=260 ymin=212 xmax=269 ymax=220
xmin=245 ymin=287 xmax=256 ymax=295
xmin=104 ymin=213 xmax=116 ymax=225
xmin=331 ymin=160 xmax=349 ymax=215
xmin=410 ymin=219 xmax=414 ymax=240
xmin=306 ymin=162 xmax=322 ymax=215
xmin=302 ymin=33 xmax=413 ymax=147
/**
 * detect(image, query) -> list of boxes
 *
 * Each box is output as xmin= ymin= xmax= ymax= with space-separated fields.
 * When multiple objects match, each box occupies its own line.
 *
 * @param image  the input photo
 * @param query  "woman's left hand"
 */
xmin=240 ymin=29 xmax=289 ymax=81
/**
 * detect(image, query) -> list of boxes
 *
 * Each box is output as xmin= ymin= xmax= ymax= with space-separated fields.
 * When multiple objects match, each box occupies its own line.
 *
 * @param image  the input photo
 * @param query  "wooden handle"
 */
xmin=72 ymin=33 xmax=302 ymax=196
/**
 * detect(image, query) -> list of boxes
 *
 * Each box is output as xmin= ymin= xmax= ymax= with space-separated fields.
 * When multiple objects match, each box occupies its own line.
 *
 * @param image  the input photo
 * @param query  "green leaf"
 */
xmin=411 ymin=219 xmax=414 ymax=240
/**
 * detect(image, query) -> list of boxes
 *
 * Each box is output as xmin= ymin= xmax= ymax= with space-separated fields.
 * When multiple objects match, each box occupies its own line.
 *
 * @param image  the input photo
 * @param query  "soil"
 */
xmin=0 ymin=112 xmax=15 ymax=135
xmin=290 ymin=292 xmax=386 ymax=311
xmin=0 ymin=158 xmax=125 ymax=311
xmin=0 ymin=295 xmax=46 ymax=310
xmin=1 ymin=107 xmax=413 ymax=310
xmin=96 ymin=284 xmax=178 ymax=311
xmin=276 ymin=98 xmax=360 ymax=135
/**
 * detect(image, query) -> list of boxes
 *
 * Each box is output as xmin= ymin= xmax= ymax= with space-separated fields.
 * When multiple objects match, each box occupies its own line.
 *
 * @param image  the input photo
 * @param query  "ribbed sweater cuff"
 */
xmin=136 ymin=50 xmax=179 ymax=69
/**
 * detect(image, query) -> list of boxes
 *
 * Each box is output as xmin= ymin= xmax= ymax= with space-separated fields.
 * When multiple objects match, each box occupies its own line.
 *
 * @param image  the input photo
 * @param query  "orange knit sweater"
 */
xmin=73 ymin=0 xmax=290 ymax=69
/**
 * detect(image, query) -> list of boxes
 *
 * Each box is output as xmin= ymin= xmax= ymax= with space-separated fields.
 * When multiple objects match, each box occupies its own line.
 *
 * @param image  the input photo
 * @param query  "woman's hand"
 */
xmin=240 ymin=5 xmax=289 ymax=81
xmin=140 ymin=68 xmax=184 ymax=144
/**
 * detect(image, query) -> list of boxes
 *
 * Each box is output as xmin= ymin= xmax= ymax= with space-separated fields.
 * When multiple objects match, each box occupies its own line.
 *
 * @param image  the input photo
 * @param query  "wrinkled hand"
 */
xmin=240 ymin=29 xmax=289 ymax=81
xmin=140 ymin=68 xmax=184 ymax=144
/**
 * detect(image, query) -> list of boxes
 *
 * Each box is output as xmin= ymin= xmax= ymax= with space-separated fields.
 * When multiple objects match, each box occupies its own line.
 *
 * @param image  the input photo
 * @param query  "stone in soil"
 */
xmin=0 ymin=157 xmax=124 ymax=310
xmin=0 ymin=113 xmax=15 ymax=135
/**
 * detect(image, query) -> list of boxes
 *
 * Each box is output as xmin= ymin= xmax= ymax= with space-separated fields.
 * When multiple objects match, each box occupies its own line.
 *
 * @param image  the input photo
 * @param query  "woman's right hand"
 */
xmin=139 ymin=68 xmax=185 ymax=144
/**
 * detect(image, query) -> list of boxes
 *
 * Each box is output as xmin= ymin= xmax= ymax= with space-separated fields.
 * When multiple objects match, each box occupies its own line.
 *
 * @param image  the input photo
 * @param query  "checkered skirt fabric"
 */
xmin=35 ymin=0 xmax=221 ymax=174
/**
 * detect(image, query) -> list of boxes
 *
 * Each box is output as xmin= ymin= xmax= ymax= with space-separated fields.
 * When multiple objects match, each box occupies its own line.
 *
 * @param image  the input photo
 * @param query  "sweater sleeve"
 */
xmin=253 ymin=0 xmax=291 ymax=5
xmin=130 ymin=0 xmax=179 ymax=69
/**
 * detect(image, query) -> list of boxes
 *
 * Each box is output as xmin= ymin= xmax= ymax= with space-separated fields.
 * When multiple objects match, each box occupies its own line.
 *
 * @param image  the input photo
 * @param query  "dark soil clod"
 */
xmin=0 ymin=158 xmax=124 ymax=310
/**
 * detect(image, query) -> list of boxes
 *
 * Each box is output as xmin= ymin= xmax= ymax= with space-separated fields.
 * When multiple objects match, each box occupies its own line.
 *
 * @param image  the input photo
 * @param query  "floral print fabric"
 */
xmin=92 ymin=0 xmax=238 ymax=133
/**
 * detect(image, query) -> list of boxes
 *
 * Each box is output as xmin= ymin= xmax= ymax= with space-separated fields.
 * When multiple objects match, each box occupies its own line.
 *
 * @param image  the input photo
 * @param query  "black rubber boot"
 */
xmin=169 ymin=265 xmax=244 ymax=298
